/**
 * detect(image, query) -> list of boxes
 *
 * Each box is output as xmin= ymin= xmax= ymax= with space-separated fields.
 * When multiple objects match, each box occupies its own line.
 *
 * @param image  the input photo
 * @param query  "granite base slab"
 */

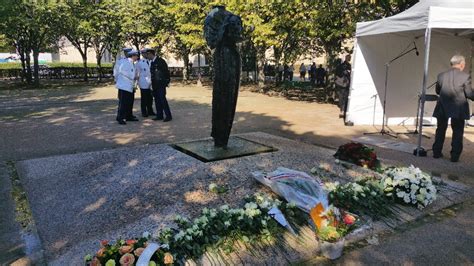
xmin=172 ymin=136 xmax=277 ymax=162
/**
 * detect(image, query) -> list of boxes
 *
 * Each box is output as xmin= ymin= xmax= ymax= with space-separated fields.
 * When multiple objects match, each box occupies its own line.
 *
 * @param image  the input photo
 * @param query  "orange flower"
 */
xmin=134 ymin=247 xmax=145 ymax=257
xmin=119 ymin=253 xmax=135 ymax=266
xmin=119 ymin=245 xmax=134 ymax=254
xmin=100 ymin=240 xmax=109 ymax=247
xmin=125 ymin=239 xmax=137 ymax=246
xmin=96 ymin=247 xmax=106 ymax=257
xmin=343 ymin=214 xmax=356 ymax=225
xmin=164 ymin=252 xmax=174 ymax=264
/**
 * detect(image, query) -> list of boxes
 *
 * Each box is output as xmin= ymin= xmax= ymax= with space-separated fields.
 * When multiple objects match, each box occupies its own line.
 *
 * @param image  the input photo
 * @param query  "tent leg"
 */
xmin=414 ymin=28 xmax=432 ymax=157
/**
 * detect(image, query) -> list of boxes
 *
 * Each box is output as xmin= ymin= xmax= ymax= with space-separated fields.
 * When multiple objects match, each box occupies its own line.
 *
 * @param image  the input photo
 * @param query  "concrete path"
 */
xmin=0 ymin=81 xmax=473 ymax=264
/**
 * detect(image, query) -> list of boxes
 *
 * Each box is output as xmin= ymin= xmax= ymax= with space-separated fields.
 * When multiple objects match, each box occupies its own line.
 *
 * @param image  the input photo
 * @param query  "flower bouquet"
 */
xmin=334 ymin=142 xmax=381 ymax=170
xmin=383 ymin=165 xmax=437 ymax=209
xmin=325 ymin=179 xmax=392 ymax=219
xmin=84 ymin=234 xmax=174 ymax=266
xmin=311 ymin=204 xmax=357 ymax=260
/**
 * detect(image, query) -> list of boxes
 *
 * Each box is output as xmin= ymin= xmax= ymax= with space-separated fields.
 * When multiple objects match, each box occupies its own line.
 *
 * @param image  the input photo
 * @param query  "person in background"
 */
xmin=115 ymin=50 xmax=139 ymax=125
xmin=299 ymin=63 xmax=306 ymax=81
xmin=147 ymin=48 xmax=172 ymax=122
xmin=316 ymin=64 xmax=327 ymax=87
xmin=137 ymin=48 xmax=155 ymax=117
xmin=335 ymin=55 xmax=351 ymax=119
xmin=288 ymin=64 xmax=294 ymax=81
xmin=432 ymin=55 xmax=473 ymax=162
xmin=310 ymin=62 xmax=317 ymax=86
xmin=277 ymin=64 xmax=284 ymax=83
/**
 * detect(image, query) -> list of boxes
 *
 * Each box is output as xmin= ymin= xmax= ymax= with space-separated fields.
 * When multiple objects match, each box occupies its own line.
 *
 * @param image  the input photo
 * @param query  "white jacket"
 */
xmin=115 ymin=58 xmax=136 ymax=93
xmin=136 ymin=59 xmax=151 ymax=89
xmin=113 ymin=57 xmax=126 ymax=80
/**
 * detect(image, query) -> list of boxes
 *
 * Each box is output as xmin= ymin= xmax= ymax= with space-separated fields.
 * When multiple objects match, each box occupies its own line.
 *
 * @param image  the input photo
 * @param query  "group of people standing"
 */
xmin=114 ymin=48 xmax=172 ymax=125
xmin=299 ymin=63 xmax=327 ymax=86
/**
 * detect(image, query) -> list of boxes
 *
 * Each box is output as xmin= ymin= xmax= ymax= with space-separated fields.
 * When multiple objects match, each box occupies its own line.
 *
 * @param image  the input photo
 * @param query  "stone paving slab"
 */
xmin=16 ymin=132 xmax=473 ymax=265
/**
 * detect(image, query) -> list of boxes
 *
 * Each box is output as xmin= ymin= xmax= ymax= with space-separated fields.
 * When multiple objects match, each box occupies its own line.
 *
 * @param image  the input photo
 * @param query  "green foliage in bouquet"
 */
xmin=158 ymin=193 xmax=307 ymax=262
xmin=334 ymin=142 xmax=381 ymax=171
xmin=326 ymin=179 xmax=392 ymax=219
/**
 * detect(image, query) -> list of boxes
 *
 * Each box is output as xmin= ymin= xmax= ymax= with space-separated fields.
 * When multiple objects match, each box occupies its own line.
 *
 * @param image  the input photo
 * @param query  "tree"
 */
xmin=90 ymin=2 xmax=124 ymax=81
xmin=25 ymin=2 xmax=62 ymax=85
xmin=0 ymin=1 xmax=61 ymax=85
xmin=58 ymin=1 xmax=95 ymax=81
xmin=121 ymin=5 xmax=159 ymax=51
xmin=163 ymin=1 xmax=208 ymax=81
xmin=0 ymin=1 xmax=33 ymax=83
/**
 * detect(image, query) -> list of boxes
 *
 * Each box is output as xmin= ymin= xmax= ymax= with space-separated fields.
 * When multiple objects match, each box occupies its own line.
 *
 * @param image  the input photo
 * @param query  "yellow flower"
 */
xmin=148 ymin=262 xmax=157 ymax=266
xmin=164 ymin=252 xmax=174 ymax=264
xmin=105 ymin=260 xmax=116 ymax=266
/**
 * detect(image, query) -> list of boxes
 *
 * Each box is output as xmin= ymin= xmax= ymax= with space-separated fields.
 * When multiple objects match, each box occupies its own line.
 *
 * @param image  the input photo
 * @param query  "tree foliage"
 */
xmin=0 ymin=0 xmax=420 ymax=85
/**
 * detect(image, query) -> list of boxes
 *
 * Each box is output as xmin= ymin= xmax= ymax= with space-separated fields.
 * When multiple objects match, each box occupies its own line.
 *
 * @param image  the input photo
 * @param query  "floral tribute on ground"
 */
xmin=334 ymin=142 xmax=381 ymax=170
xmin=85 ymin=143 xmax=439 ymax=264
xmin=85 ymin=193 xmax=307 ymax=266
xmin=383 ymin=165 xmax=437 ymax=209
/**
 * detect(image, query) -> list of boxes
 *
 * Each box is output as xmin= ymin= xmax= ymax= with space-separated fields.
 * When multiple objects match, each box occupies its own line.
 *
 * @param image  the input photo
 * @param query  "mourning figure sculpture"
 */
xmin=204 ymin=6 xmax=243 ymax=148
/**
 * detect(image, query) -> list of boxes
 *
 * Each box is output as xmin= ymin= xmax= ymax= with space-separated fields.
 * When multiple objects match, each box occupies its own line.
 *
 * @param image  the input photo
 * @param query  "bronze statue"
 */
xmin=204 ymin=5 xmax=243 ymax=148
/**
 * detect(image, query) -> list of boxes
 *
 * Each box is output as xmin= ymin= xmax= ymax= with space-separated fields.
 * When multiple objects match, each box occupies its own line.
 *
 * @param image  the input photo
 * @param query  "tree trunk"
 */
xmin=81 ymin=47 xmax=88 ymax=82
xmin=32 ymin=48 xmax=40 ymax=86
xmin=257 ymin=51 xmax=266 ymax=87
xmin=197 ymin=53 xmax=202 ymax=86
xmin=18 ymin=45 xmax=26 ymax=82
xmin=25 ymin=51 xmax=32 ymax=84
xmin=96 ymin=53 xmax=102 ymax=82
xmin=182 ymin=53 xmax=189 ymax=81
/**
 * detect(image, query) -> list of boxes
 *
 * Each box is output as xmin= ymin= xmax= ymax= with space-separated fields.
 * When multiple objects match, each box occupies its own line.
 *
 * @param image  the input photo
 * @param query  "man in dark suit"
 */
xmin=146 ymin=49 xmax=172 ymax=122
xmin=432 ymin=55 xmax=473 ymax=162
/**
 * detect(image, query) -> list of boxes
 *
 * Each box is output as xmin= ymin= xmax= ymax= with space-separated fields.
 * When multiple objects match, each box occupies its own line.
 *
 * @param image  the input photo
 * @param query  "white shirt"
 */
xmin=136 ymin=59 xmax=151 ymax=89
xmin=115 ymin=58 xmax=136 ymax=93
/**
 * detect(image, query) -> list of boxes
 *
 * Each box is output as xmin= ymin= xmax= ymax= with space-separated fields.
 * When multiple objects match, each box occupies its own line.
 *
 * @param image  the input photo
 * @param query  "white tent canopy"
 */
xmin=347 ymin=0 xmax=474 ymax=129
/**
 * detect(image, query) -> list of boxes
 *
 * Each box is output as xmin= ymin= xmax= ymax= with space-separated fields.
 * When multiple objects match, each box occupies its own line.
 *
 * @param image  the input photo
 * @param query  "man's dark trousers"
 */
xmin=153 ymin=85 xmax=172 ymax=119
xmin=117 ymin=90 xmax=134 ymax=121
xmin=140 ymin=89 xmax=154 ymax=116
xmin=432 ymin=116 xmax=465 ymax=158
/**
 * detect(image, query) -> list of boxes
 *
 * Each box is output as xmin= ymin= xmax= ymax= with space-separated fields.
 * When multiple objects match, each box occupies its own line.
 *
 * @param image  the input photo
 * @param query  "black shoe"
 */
xmin=153 ymin=117 xmax=163 ymax=121
xmin=433 ymin=153 xmax=443 ymax=159
xmin=126 ymin=117 xmax=139 ymax=121
xmin=163 ymin=117 xmax=172 ymax=122
xmin=118 ymin=120 xmax=126 ymax=125
xmin=142 ymin=114 xmax=149 ymax=117
xmin=450 ymin=156 xmax=459 ymax=162
xmin=149 ymin=112 xmax=156 ymax=116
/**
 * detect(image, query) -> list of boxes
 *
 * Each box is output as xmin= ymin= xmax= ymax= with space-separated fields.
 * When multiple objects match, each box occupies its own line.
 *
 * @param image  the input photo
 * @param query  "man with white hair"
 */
xmin=432 ymin=54 xmax=473 ymax=162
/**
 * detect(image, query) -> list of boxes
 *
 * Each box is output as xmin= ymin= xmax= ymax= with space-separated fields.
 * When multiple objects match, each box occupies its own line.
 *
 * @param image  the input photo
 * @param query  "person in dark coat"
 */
xmin=316 ymin=64 xmax=327 ymax=87
xmin=432 ymin=55 xmax=473 ymax=162
xmin=147 ymin=49 xmax=172 ymax=122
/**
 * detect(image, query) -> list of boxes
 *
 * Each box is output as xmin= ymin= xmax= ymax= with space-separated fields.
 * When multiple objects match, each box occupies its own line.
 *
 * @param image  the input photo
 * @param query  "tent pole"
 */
xmin=414 ymin=27 xmax=432 ymax=157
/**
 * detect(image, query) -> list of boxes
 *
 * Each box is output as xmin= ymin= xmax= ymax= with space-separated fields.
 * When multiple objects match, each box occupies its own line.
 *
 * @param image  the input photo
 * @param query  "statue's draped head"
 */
xmin=204 ymin=5 xmax=243 ymax=49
